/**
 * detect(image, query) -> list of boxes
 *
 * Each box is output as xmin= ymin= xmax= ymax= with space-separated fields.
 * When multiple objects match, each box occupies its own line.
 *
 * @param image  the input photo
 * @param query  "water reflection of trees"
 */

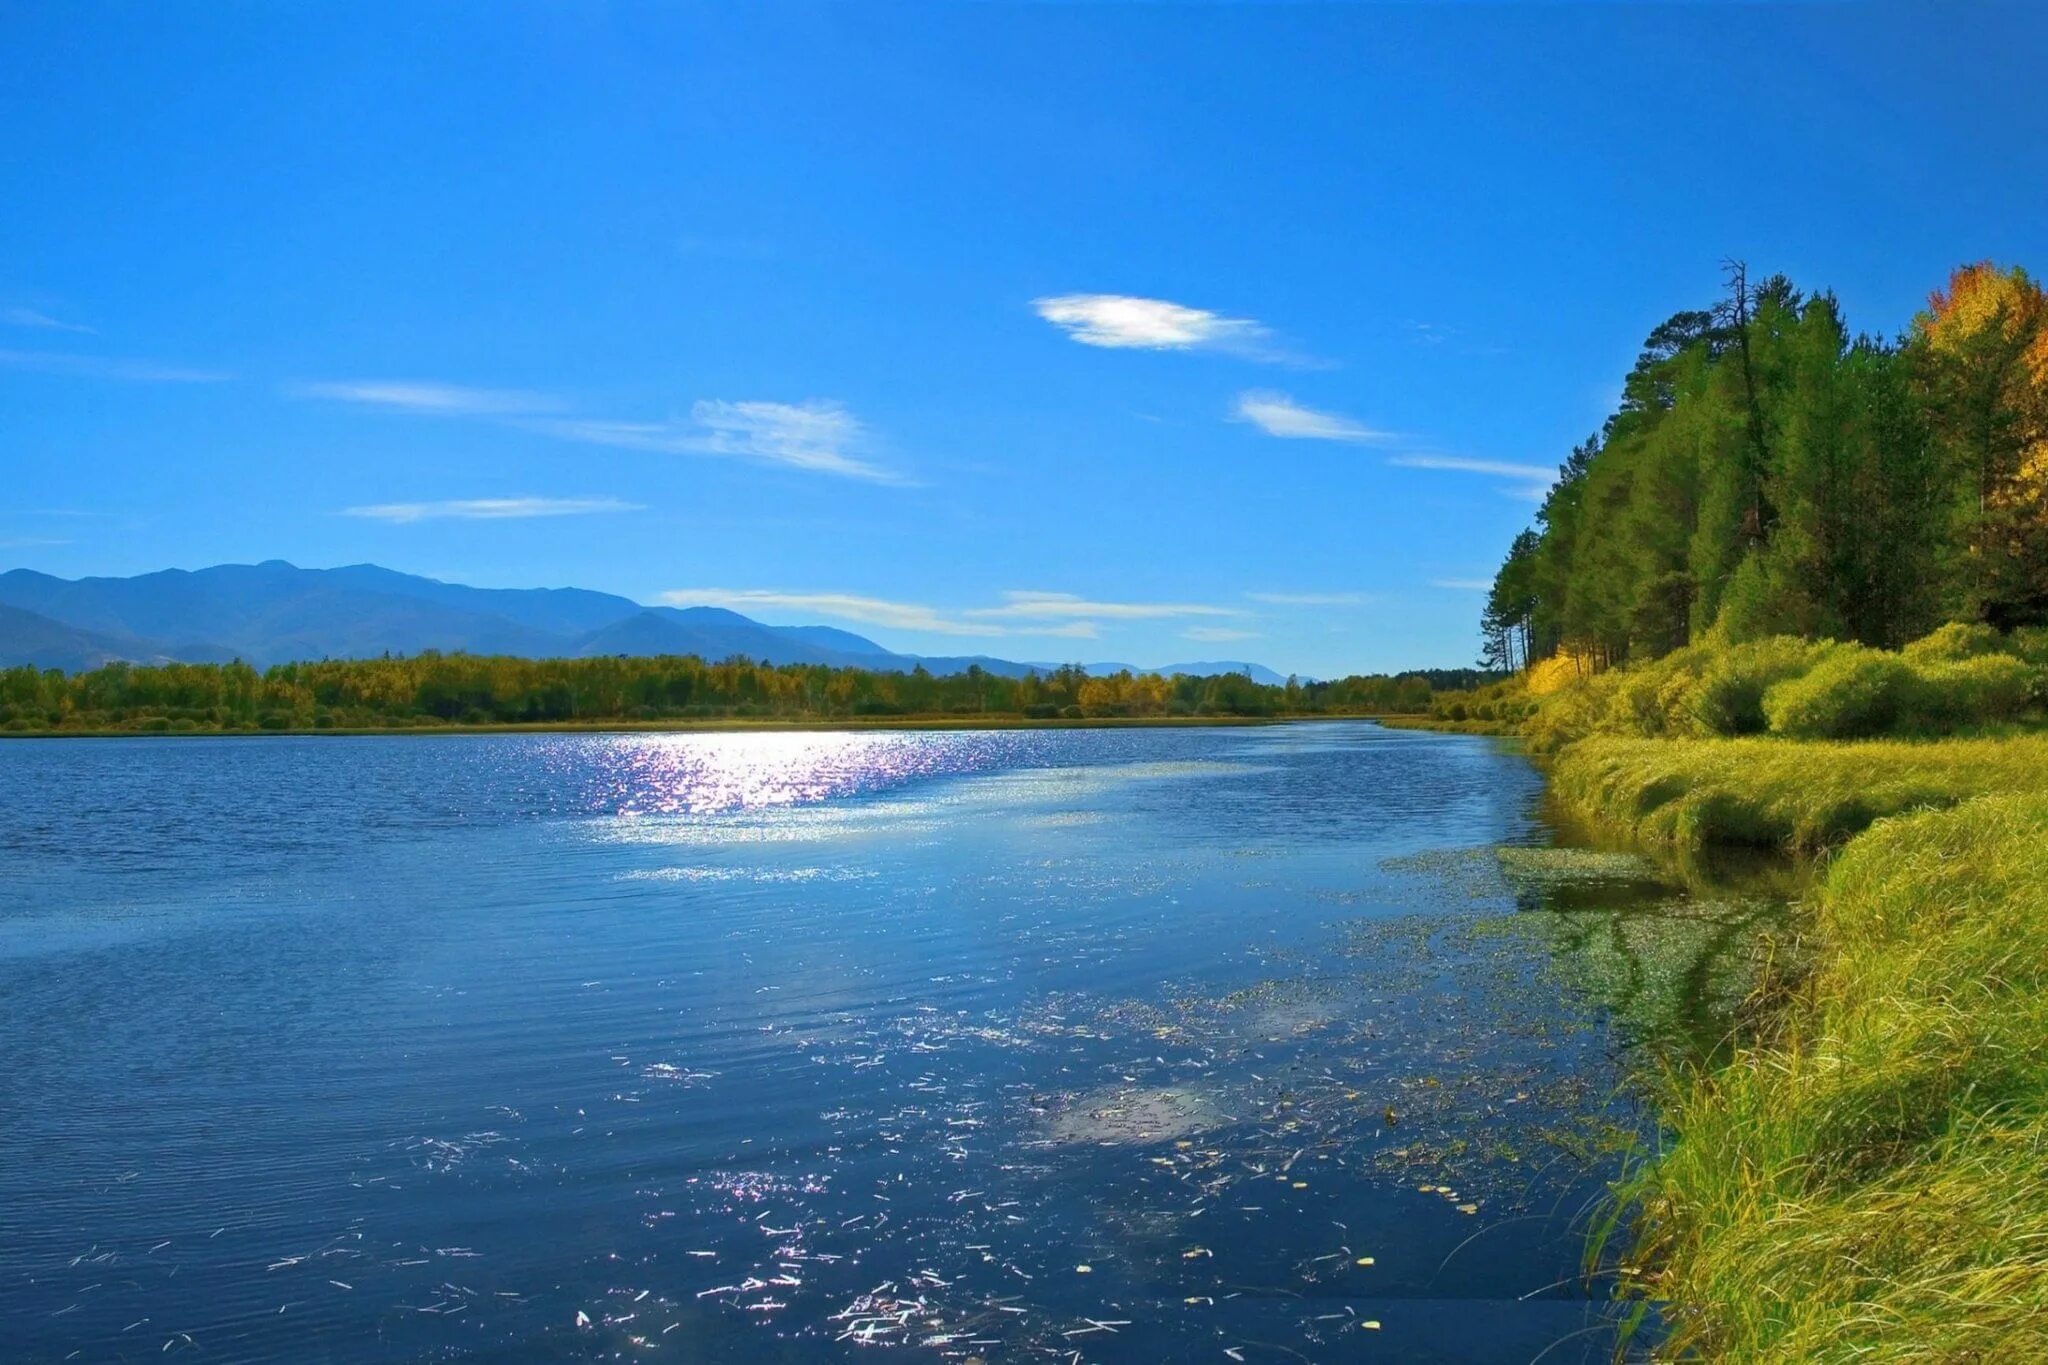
xmin=1486 ymin=836 xmax=1806 ymax=1066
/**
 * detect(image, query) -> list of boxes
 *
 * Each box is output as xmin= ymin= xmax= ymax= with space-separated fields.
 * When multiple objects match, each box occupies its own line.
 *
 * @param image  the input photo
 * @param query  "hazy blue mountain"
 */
xmin=0 ymin=603 xmax=189 ymax=673
xmin=572 ymin=610 xmax=873 ymax=668
xmin=776 ymin=624 xmax=896 ymax=658
xmin=0 ymin=561 xmax=1289 ymax=681
xmin=321 ymin=563 xmax=645 ymax=637
xmin=1145 ymin=660 xmax=1292 ymax=685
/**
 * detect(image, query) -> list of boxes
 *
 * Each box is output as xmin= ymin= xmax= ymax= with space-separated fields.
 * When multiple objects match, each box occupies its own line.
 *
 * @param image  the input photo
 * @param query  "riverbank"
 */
xmin=0 ymin=712 xmax=1415 ymax=739
xmin=1493 ymin=632 xmax=2048 ymax=1358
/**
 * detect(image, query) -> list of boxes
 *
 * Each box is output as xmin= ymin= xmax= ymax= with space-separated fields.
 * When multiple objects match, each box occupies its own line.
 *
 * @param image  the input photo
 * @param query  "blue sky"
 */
xmin=4 ymin=2 xmax=2045 ymax=677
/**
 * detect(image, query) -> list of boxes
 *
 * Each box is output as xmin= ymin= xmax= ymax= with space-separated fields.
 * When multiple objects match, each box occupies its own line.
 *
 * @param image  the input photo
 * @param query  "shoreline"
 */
xmin=0 ymin=712 xmax=1419 ymax=740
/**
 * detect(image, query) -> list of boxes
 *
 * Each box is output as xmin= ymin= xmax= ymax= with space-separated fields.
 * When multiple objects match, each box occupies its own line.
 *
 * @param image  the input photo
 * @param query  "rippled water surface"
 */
xmin=0 ymin=724 xmax=1738 ymax=1362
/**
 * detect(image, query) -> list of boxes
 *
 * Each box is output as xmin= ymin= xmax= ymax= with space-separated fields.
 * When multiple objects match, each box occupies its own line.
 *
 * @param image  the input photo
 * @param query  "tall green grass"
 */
xmin=1616 ymin=794 xmax=2048 ymax=1360
xmin=1511 ymin=626 xmax=2048 ymax=1356
xmin=1550 ymin=733 xmax=2048 ymax=852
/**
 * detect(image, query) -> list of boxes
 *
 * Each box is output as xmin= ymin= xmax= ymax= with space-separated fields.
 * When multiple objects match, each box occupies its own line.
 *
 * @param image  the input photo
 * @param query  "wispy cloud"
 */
xmin=1391 ymin=453 xmax=1555 ymax=500
xmin=4 ymin=308 xmax=95 ymax=335
xmin=657 ymin=587 xmax=1240 ymax=639
xmin=1233 ymin=391 xmax=1391 ymax=442
xmin=295 ymin=377 xmax=899 ymax=483
xmin=1033 ymin=293 xmax=1299 ymax=361
xmin=1431 ymin=578 xmax=1493 ymax=591
xmin=1391 ymin=454 xmax=1553 ymax=481
xmin=0 ymin=535 xmax=72 ymax=549
xmin=966 ymin=590 xmax=1241 ymax=622
xmin=530 ymin=400 xmax=895 ymax=483
xmin=662 ymin=588 xmax=1056 ymax=638
xmin=291 ymin=379 xmax=563 ymax=416
xmin=342 ymin=496 xmax=643 ymax=524
xmin=1244 ymin=591 xmax=1371 ymax=607
xmin=1182 ymin=626 xmax=1262 ymax=642
xmin=0 ymin=349 xmax=229 ymax=383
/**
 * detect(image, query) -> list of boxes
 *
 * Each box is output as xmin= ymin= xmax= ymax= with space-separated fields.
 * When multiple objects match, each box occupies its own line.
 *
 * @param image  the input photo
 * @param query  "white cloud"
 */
xmin=1233 ymin=391 xmax=1391 ymax=442
xmin=1391 ymin=453 xmax=1554 ymax=481
xmin=1033 ymin=293 xmax=1275 ymax=355
xmin=967 ymin=590 xmax=1241 ymax=622
xmin=0 ymin=349 xmax=228 ymax=383
xmin=291 ymin=379 xmax=562 ymax=416
xmin=1244 ymin=591 xmax=1370 ymax=606
xmin=662 ymin=588 xmax=1009 ymax=638
xmin=1391 ymin=453 xmax=1555 ymax=501
xmin=529 ymin=401 xmax=895 ymax=482
xmin=1431 ymin=578 xmax=1493 ymax=591
xmin=296 ymin=377 xmax=900 ymax=483
xmin=3 ymin=308 xmax=94 ymax=334
xmin=688 ymin=399 xmax=888 ymax=481
xmin=1182 ymin=626 xmax=1262 ymax=642
xmin=342 ymin=496 xmax=642 ymax=523
xmin=657 ymin=587 xmax=1239 ymax=639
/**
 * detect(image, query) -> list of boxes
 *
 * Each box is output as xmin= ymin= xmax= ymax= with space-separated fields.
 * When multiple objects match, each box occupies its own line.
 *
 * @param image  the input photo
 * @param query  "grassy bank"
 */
xmin=1551 ymin=732 xmax=2048 ymax=853
xmin=1614 ymin=792 xmax=2048 ymax=1359
xmin=1481 ymin=627 xmax=2048 ymax=1357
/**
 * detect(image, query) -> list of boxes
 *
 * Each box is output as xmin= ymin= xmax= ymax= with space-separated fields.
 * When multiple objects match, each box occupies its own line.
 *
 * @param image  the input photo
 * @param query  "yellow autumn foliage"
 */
xmin=1524 ymin=649 xmax=1598 ymax=696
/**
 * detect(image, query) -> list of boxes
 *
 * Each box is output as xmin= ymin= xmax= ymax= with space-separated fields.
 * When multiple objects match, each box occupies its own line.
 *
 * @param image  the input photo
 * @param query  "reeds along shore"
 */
xmin=1432 ymin=625 xmax=2048 ymax=1359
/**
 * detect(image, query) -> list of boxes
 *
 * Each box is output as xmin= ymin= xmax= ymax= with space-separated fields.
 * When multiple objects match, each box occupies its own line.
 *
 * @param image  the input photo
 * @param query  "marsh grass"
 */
xmin=1608 ymin=794 xmax=2048 ymax=1360
xmin=1551 ymin=733 xmax=2048 ymax=852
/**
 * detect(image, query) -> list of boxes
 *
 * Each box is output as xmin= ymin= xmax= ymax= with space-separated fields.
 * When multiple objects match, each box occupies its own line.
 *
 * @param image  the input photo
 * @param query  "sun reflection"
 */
xmin=544 ymin=731 xmax=1020 ymax=817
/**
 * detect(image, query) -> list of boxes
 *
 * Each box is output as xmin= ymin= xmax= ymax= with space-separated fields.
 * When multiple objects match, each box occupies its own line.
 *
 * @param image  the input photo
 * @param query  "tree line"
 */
xmin=0 ymin=652 xmax=1493 ymax=733
xmin=1482 ymin=261 xmax=2048 ymax=671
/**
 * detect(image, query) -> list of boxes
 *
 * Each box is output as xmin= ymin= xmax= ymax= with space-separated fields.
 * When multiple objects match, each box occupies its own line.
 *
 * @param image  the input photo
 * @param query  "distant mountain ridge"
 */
xmin=0 ymin=561 xmax=1297 ymax=682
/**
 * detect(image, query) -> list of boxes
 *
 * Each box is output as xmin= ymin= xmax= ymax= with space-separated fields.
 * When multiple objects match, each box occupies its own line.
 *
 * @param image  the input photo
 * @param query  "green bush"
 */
xmin=1522 ymin=669 xmax=1628 ymax=754
xmin=1602 ymin=646 xmax=1706 ymax=738
xmin=1763 ymin=645 xmax=1913 ymax=738
xmin=1904 ymin=654 xmax=2038 ymax=731
xmin=1900 ymin=621 xmax=2004 ymax=664
xmin=1689 ymin=636 xmax=1824 ymax=736
xmin=2007 ymin=626 xmax=2048 ymax=668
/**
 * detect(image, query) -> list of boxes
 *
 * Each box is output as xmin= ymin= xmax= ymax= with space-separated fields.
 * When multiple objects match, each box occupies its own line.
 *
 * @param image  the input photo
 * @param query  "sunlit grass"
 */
xmin=1551 ymin=733 xmax=2048 ymax=852
xmin=1614 ymin=794 xmax=2048 ymax=1360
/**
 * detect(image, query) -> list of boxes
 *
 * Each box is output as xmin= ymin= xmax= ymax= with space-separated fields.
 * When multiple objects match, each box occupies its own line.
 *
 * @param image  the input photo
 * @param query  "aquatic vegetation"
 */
xmin=1042 ymin=1087 xmax=1231 ymax=1146
xmin=1494 ymin=846 xmax=1656 ymax=890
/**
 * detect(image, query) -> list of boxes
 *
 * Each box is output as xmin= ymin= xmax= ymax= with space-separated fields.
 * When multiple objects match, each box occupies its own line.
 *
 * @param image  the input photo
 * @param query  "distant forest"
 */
xmin=1482 ymin=262 xmax=2048 ymax=670
xmin=0 ymin=654 xmax=1497 ymax=733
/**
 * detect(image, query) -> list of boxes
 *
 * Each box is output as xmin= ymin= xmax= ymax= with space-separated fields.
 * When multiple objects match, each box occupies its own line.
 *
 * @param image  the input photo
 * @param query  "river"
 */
xmin=0 ymin=723 xmax=1777 ymax=1362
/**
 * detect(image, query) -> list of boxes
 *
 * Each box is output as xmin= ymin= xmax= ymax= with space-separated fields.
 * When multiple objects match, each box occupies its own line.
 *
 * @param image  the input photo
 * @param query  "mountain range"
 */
xmin=0 ymin=561 xmax=1290 ymax=683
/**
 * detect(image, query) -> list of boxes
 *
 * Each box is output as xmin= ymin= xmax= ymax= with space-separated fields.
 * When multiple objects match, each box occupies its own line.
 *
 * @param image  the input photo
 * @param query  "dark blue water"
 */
xmin=0 ymin=723 xmax=1658 ymax=1362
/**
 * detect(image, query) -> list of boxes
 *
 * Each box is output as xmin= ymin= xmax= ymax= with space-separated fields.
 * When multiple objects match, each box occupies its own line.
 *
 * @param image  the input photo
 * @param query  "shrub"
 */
xmin=1689 ymin=636 xmax=1825 ymax=736
xmin=1904 ymin=654 xmax=2038 ymax=731
xmin=2007 ymin=626 xmax=2048 ymax=668
xmin=1602 ymin=646 xmax=1706 ymax=738
xmin=1763 ymin=645 xmax=1913 ymax=738
xmin=1523 ymin=668 xmax=1631 ymax=754
xmin=1900 ymin=621 xmax=2004 ymax=664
